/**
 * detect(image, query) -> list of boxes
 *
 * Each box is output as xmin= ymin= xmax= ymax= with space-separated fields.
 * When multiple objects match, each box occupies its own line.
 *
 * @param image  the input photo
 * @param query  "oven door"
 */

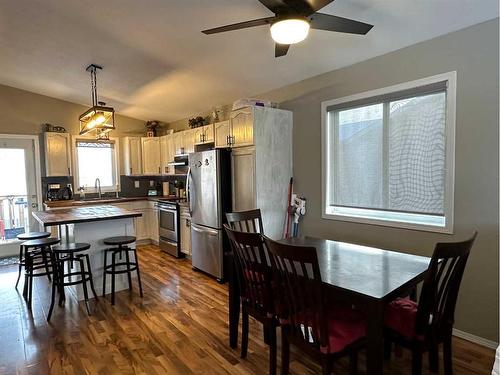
xmin=158 ymin=207 xmax=177 ymax=242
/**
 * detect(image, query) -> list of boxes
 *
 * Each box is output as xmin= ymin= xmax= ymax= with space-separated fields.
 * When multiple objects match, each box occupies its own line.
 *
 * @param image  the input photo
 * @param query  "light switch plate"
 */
xmin=149 ymin=180 xmax=154 ymax=187
xmin=134 ymin=180 xmax=140 ymax=188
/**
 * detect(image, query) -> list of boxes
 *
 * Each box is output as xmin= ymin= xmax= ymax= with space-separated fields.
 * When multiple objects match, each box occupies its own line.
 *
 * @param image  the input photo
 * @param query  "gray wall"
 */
xmin=264 ymin=19 xmax=499 ymax=342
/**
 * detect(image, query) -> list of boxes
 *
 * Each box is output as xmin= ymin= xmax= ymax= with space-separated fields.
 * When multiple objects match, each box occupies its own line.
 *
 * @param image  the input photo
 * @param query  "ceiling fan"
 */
xmin=202 ymin=0 xmax=373 ymax=57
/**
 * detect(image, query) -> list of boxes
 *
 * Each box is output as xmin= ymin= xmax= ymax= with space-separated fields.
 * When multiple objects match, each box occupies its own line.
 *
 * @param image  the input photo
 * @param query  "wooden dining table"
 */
xmin=227 ymin=236 xmax=431 ymax=375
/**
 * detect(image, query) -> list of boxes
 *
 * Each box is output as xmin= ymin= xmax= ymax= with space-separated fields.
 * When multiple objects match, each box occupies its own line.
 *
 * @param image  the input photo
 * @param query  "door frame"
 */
xmin=0 ymin=133 xmax=43 ymax=234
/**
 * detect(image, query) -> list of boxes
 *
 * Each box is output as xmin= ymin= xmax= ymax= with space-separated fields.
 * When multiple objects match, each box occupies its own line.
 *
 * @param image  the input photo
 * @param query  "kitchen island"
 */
xmin=32 ymin=205 xmax=142 ymax=300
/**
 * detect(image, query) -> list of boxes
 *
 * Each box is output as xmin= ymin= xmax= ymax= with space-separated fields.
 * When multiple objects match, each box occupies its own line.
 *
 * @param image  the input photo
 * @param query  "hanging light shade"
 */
xmin=79 ymin=64 xmax=115 ymax=136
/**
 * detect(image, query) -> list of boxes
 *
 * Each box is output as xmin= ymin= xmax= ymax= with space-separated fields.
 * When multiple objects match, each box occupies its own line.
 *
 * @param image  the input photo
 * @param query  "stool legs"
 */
xmin=47 ymin=252 xmax=58 ymax=322
xmin=111 ymin=251 xmax=116 ymax=305
xmin=15 ymin=244 xmax=23 ymax=288
xmin=125 ymin=247 xmax=133 ymax=291
xmin=133 ymin=248 xmax=144 ymax=298
xmin=79 ymin=257 xmax=91 ymax=315
xmin=103 ymin=245 xmax=143 ymax=305
xmin=85 ymin=254 xmax=98 ymax=300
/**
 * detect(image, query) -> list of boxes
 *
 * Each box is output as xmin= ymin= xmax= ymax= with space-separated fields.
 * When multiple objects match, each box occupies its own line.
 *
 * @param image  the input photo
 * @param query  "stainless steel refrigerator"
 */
xmin=187 ymin=149 xmax=231 ymax=281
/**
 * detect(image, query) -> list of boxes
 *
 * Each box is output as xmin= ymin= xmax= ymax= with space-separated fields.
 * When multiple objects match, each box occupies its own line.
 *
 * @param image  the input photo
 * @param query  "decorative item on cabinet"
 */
xmin=43 ymin=123 xmax=67 ymax=133
xmin=145 ymin=120 xmax=161 ymax=137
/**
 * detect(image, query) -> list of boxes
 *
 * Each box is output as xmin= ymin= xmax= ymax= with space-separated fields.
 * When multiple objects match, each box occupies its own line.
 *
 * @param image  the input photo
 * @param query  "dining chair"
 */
xmin=263 ymin=236 xmax=366 ymax=375
xmin=226 ymin=209 xmax=264 ymax=234
xmin=384 ymin=231 xmax=478 ymax=375
xmin=224 ymin=224 xmax=278 ymax=375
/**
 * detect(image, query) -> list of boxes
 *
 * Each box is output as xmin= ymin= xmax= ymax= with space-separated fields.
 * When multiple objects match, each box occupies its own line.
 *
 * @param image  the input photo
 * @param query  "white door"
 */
xmin=214 ymin=120 xmax=231 ymax=148
xmin=0 ymin=136 xmax=42 ymax=256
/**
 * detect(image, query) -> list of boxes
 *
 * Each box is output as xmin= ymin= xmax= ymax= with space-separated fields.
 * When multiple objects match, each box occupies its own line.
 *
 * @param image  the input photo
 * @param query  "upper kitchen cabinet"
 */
xmin=122 ymin=137 xmax=142 ymax=176
xmin=194 ymin=124 xmax=215 ymax=145
xmin=214 ymin=107 xmax=254 ymax=148
xmin=141 ymin=137 xmax=161 ymax=175
xmin=173 ymin=131 xmax=184 ymax=155
xmin=44 ymin=132 xmax=72 ymax=176
xmin=183 ymin=129 xmax=195 ymax=155
xmin=160 ymin=134 xmax=174 ymax=174
xmin=214 ymin=120 xmax=231 ymax=148
xmin=230 ymin=107 xmax=253 ymax=147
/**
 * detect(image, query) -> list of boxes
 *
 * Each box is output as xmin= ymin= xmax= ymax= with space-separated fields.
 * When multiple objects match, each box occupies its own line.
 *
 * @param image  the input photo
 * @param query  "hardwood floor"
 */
xmin=0 ymin=244 xmax=495 ymax=374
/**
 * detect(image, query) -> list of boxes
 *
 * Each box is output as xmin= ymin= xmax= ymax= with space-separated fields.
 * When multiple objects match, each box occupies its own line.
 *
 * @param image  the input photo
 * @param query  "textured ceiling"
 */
xmin=0 ymin=0 xmax=497 ymax=122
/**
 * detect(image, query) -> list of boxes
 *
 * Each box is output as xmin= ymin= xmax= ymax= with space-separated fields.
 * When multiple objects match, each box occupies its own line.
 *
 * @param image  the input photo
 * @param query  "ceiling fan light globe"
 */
xmin=270 ymin=19 xmax=310 ymax=45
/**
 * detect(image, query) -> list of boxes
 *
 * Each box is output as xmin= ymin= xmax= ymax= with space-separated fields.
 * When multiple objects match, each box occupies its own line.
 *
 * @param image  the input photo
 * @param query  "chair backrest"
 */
xmin=416 ymin=231 xmax=477 ymax=339
xmin=264 ymin=236 xmax=329 ymax=349
xmin=226 ymin=209 xmax=264 ymax=234
xmin=224 ymin=224 xmax=274 ymax=314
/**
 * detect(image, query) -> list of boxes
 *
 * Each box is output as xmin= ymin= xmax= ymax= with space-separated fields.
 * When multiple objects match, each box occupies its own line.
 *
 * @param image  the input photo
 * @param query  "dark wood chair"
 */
xmin=263 ymin=236 xmax=366 ymax=375
xmin=223 ymin=224 xmax=278 ymax=375
xmin=226 ymin=209 xmax=264 ymax=234
xmin=384 ymin=232 xmax=478 ymax=375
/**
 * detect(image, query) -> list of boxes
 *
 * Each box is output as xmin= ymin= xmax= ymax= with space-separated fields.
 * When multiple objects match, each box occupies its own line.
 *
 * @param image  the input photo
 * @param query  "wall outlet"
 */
xmin=134 ymin=180 xmax=140 ymax=188
xmin=149 ymin=180 xmax=155 ymax=187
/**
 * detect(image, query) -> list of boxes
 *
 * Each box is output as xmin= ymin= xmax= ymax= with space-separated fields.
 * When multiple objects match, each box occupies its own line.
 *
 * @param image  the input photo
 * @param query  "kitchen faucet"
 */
xmin=95 ymin=178 xmax=102 ymax=199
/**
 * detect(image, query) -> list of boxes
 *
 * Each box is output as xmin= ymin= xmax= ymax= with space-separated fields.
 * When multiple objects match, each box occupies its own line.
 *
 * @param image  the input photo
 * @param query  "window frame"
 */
xmin=321 ymin=72 xmax=456 ymax=234
xmin=72 ymin=135 xmax=121 ymax=193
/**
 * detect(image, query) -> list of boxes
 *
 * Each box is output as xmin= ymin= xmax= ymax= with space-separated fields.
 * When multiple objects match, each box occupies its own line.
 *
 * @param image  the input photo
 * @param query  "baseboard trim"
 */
xmin=452 ymin=328 xmax=499 ymax=349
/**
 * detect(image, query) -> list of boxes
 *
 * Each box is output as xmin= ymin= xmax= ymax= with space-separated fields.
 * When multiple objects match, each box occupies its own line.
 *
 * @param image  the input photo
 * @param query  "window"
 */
xmin=322 ymin=72 xmax=456 ymax=233
xmin=74 ymin=139 xmax=119 ymax=191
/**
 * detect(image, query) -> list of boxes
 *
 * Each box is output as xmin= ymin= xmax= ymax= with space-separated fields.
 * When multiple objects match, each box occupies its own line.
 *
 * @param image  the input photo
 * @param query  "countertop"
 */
xmin=44 ymin=195 xmax=185 ymax=208
xmin=32 ymin=205 xmax=142 ymax=227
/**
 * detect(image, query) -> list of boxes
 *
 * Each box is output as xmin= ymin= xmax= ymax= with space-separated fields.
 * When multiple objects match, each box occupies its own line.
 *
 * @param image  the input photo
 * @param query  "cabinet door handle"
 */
xmin=226 ymin=135 xmax=230 ymax=146
xmin=67 ymin=167 xmax=70 ymax=176
xmin=158 ymin=167 xmax=161 ymax=174
xmin=130 ymin=167 xmax=132 ymax=175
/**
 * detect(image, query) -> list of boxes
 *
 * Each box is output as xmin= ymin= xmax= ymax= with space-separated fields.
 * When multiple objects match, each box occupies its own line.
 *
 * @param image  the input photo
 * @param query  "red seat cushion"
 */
xmin=293 ymin=305 xmax=366 ymax=354
xmin=384 ymin=297 xmax=418 ymax=339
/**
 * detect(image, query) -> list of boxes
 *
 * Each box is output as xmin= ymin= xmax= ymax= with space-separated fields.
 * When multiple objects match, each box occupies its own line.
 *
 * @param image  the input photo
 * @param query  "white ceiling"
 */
xmin=0 ymin=0 xmax=498 ymax=122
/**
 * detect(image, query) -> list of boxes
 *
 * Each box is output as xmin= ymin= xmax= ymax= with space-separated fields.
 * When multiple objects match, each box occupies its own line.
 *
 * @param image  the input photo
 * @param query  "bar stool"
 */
xmin=48 ymin=243 xmax=98 ymax=321
xmin=22 ymin=237 xmax=60 ymax=309
xmin=15 ymin=231 xmax=51 ymax=288
xmin=102 ymin=236 xmax=143 ymax=305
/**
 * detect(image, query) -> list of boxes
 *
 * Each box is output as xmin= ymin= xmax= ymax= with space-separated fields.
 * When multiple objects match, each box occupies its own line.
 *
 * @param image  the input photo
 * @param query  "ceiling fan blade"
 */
xmin=302 ymin=0 xmax=335 ymax=13
xmin=258 ymin=0 xmax=286 ymax=13
xmin=309 ymin=13 xmax=373 ymax=34
xmin=202 ymin=17 xmax=275 ymax=34
xmin=275 ymin=43 xmax=290 ymax=57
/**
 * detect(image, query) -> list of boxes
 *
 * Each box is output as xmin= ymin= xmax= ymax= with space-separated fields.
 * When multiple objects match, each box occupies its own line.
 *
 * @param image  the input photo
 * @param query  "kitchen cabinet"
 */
xmin=179 ymin=204 xmax=191 ymax=256
xmin=44 ymin=132 xmax=72 ymax=176
xmin=231 ymin=107 xmax=254 ymax=147
xmin=160 ymin=135 xmax=175 ymax=174
xmin=214 ymin=107 xmax=253 ymax=148
xmin=148 ymin=201 xmax=159 ymax=243
xmin=141 ymin=137 xmax=161 ymax=175
xmin=122 ymin=137 xmax=142 ymax=176
xmin=194 ymin=124 xmax=215 ymax=145
xmin=173 ymin=131 xmax=185 ymax=155
xmin=214 ymin=120 xmax=231 ymax=148
xmin=231 ymin=106 xmax=293 ymax=240
xmin=231 ymin=147 xmax=256 ymax=212
xmin=183 ymin=129 xmax=195 ymax=155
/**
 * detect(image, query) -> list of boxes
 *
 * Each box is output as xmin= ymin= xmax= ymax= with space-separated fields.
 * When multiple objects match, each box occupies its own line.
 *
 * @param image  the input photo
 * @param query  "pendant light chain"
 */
xmin=90 ymin=66 xmax=98 ymax=107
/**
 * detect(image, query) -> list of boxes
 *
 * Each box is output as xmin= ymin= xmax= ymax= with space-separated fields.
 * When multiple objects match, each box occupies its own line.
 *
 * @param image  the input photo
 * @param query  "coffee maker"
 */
xmin=46 ymin=183 xmax=73 ymax=201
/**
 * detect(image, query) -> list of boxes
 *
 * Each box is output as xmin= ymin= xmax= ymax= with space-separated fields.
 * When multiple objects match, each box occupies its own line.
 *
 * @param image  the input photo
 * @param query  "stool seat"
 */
xmin=103 ymin=236 xmax=136 ymax=246
xmin=52 ymin=243 xmax=91 ymax=253
xmin=22 ymin=237 xmax=60 ymax=248
xmin=17 ymin=232 xmax=51 ymax=241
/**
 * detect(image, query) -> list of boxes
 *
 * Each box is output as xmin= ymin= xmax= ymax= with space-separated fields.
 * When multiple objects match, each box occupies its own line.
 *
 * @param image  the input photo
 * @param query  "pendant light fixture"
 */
xmin=79 ymin=64 xmax=115 ymax=137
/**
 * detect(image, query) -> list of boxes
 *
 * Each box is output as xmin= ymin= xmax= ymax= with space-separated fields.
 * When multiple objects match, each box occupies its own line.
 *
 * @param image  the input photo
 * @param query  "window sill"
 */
xmin=323 ymin=207 xmax=452 ymax=234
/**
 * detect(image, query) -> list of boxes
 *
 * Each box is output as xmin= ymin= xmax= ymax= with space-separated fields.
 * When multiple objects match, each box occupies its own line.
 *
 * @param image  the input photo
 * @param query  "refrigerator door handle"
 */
xmin=186 ymin=166 xmax=193 ymax=216
xmin=191 ymin=223 xmax=218 ymax=236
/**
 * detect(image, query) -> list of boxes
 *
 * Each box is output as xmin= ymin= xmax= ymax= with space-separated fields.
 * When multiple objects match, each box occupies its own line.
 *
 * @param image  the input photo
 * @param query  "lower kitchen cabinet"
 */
xmin=179 ymin=205 xmax=191 ymax=256
xmin=148 ymin=202 xmax=159 ymax=244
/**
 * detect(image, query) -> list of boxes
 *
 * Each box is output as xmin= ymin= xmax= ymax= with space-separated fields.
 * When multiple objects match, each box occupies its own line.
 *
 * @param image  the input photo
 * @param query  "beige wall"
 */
xmin=261 ymin=19 xmax=499 ymax=342
xmin=0 ymin=83 xmax=146 ymax=176
xmin=0 ymin=83 xmax=145 ymax=137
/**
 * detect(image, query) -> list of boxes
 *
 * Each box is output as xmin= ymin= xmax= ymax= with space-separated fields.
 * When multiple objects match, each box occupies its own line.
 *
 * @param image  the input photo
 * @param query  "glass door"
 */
xmin=0 ymin=137 xmax=41 ymax=253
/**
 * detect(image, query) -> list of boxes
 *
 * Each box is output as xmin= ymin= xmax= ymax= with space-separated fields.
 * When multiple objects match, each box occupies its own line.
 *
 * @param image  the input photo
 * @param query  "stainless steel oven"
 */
xmin=156 ymin=201 xmax=182 ymax=258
